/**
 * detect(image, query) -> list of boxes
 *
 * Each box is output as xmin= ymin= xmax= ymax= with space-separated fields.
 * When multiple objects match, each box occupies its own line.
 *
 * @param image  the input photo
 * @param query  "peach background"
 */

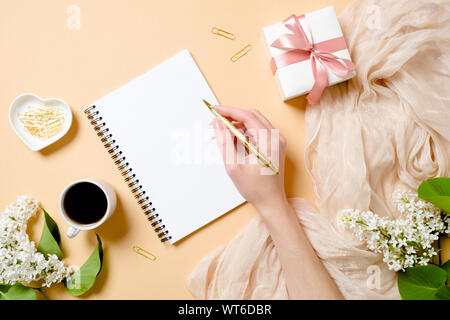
xmin=1 ymin=0 xmax=447 ymax=299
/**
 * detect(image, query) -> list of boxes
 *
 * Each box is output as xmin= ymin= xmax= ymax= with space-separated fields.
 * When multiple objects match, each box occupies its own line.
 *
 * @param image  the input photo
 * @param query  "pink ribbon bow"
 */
xmin=270 ymin=14 xmax=355 ymax=104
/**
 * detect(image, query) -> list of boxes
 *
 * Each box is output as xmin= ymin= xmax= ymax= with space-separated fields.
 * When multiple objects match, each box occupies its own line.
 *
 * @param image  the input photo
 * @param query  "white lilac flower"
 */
xmin=0 ymin=195 xmax=72 ymax=287
xmin=340 ymin=190 xmax=449 ymax=272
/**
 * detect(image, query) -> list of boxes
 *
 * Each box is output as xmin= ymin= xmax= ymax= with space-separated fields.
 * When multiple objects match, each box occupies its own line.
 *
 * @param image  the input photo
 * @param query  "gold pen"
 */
xmin=203 ymin=99 xmax=279 ymax=175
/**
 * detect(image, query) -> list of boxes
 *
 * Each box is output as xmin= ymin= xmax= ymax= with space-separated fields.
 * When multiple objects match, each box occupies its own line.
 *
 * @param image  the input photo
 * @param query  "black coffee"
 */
xmin=63 ymin=182 xmax=108 ymax=224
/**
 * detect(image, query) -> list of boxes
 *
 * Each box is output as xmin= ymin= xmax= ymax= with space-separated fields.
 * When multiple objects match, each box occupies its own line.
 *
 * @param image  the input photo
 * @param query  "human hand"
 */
xmin=211 ymin=105 xmax=288 ymax=215
xmin=211 ymin=106 xmax=343 ymax=300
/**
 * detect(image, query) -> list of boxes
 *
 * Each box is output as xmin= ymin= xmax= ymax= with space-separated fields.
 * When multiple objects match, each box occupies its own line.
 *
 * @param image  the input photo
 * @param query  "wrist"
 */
xmin=254 ymin=195 xmax=292 ymax=220
xmin=256 ymin=197 xmax=301 ymax=240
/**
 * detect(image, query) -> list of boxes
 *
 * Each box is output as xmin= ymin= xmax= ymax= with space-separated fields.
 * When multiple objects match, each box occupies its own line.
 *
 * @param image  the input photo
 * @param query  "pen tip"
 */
xmin=203 ymin=99 xmax=212 ymax=108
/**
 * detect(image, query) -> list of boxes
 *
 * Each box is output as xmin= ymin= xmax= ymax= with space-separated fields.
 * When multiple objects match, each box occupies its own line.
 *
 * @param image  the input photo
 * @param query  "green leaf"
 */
xmin=37 ymin=209 xmax=63 ymax=259
xmin=0 ymin=284 xmax=11 ymax=294
xmin=418 ymin=178 xmax=450 ymax=211
xmin=0 ymin=284 xmax=36 ymax=300
xmin=436 ymin=285 xmax=450 ymax=300
xmin=64 ymin=234 xmax=103 ymax=296
xmin=442 ymin=260 xmax=450 ymax=282
xmin=398 ymin=265 xmax=447 ymax=300
xmin=406 ymin=241 xmax=418 ymax=247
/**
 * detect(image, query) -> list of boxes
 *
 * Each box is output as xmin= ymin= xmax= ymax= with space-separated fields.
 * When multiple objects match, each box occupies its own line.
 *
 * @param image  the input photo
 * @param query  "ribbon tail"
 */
xmin=307 ymin=56 xmax=329 ymax=105
xmin=340 ymin=58 xmax=355 ymax=74
xmin=323 ymin=56 xmax=355 ymax=77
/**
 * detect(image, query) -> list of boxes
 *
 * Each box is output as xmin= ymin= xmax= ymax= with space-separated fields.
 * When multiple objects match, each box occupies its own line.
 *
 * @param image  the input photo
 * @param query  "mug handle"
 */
xmin=67 ymin=226 xmax=80 ymax=238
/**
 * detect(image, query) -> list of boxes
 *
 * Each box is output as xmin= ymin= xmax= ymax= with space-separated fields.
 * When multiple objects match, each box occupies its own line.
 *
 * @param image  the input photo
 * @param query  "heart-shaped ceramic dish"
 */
xmin=9 ymin=93 xmax=72 ymax=151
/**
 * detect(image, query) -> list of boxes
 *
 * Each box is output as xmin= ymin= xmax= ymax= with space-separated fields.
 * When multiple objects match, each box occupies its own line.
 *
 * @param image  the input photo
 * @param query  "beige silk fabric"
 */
xmin=186 ymin=0 xmax=450 ymax=299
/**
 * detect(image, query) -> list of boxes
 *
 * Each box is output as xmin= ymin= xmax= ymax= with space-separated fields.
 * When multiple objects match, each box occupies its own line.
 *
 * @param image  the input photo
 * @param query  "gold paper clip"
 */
xmin=132 ymin=245 xmax=157 ymax=261
xmin=230 ymin=44 xmax=252 ymax=62
xmin=211 ymin=27 xmax=236 ymax=40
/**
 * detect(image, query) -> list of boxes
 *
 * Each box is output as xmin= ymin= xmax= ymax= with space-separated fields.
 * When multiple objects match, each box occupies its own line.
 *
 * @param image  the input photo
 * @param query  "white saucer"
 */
xmin=9 ymin=93 xmax=72 ymax=151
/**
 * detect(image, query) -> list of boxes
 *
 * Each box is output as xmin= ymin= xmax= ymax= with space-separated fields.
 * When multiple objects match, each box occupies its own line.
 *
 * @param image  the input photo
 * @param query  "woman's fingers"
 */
xmin=212 ymin=106 xmax=277 ymax=156
xmin=232 ymin=121 xmax=246 ymax=131
xmin=212 ymin=118 xmax=236 ymax=166
xmin=213 ymin=105 xmax=266 ymax=130
xmin=250 ymin=109 xmax=274 ymax=130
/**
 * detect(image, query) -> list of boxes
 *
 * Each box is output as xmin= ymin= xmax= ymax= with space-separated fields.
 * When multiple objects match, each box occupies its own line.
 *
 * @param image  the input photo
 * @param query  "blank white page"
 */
xmin=93 ymin=50 xmax=244 ymax=243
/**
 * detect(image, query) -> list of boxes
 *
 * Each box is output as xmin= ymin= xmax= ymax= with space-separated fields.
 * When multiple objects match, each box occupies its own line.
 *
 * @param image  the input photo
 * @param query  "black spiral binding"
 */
xmin=84 ymin=105 xmax=172 ymax=243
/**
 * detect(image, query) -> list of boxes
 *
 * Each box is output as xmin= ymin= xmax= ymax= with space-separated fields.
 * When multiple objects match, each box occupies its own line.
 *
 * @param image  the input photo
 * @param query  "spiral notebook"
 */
xmin=84 ymin=50 xmax=244 ymax=244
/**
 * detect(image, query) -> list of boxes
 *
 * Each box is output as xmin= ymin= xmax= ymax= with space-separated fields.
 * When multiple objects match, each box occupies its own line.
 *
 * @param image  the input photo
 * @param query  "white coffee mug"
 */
xmin=59 ymin=178 xmax=117 ymax=238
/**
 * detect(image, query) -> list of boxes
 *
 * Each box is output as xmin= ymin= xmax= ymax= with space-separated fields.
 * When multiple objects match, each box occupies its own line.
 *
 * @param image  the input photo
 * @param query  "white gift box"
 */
xmin=263 ymin=6 xmax=356 ymax=101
